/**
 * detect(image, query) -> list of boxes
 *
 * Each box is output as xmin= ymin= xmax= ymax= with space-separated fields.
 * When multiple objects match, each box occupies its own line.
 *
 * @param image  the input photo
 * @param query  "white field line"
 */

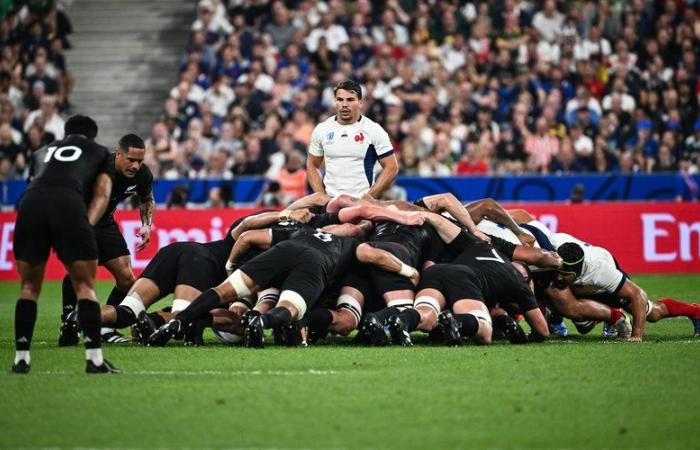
xmin=28 ymin=369 xmax=339 ymax=376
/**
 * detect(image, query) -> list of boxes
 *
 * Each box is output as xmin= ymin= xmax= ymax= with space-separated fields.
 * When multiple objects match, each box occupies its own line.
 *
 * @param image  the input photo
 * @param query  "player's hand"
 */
xmin=290 ymin=208 xmax=314 ymax=224
xmin=403 ymin=212 xmax=425 ymax=226
xmin=626 ymin=336 xmax=643 ymax=342
xmin=409 ymin=269 xmax=420 ymax=287
xmin=472 ymin=229 xmax=491 ymax=243
xmin=517 ymin=233 xmax=536 ymax=247
xmin=136 ymin=225 xmax=151 ymax=252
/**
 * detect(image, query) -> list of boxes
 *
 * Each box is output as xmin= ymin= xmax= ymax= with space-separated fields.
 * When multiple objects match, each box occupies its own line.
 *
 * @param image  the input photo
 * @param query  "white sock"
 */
xmin=86 ymin=348 xmax=104 ymax=366
xmin=100 ymin=327 xmax=116 ymax=335
xmin=15 ymin=350 xmax=30 ymax=365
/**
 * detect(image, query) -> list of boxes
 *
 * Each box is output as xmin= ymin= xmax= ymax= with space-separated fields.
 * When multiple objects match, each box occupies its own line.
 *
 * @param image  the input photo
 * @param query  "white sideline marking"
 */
xmin=30 ymin=369 xmax=339 ymax=376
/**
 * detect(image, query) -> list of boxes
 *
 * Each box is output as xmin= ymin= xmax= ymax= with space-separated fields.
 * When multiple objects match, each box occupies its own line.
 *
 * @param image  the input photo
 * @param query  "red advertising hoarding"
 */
xmin=0 ymin=202 xmax=697 ymax=281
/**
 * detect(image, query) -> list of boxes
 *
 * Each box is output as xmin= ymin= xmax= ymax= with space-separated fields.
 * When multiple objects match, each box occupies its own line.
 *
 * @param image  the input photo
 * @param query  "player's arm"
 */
xmin=466 ymin=198 xmax=535 ymax=247
xmin=367 ymin=152 xmax=399 ymax=198
xmin=418 ymin=211 xmax=463 ymax=243
xmin=306 ymin=154 xmax=326 ymax=194
xmin=511 ymin=246 xmax=562 ymax=269
xmin=522 ymin=307 xmax=550 ymax=342
xmin=419 ymin=193 xmax=490 ymax=242
xmin=322 ymin=221 xmax=372 ymax=238
xmin=87 ymin=173 xmax=112 ymax=226
xmin=231 ymin=209 xmax=314 ymax=240
xmin=355 ymin=243 xmax=420 ymax=286
xmin=136 ymin=188 xmax=155 ymax=252
xmin=616 ymin=279 xmax=648 ymax=341
xmin=287 ymin=192 xmax=331 ymax=211
xmin=226 ymin=229 xmax=273 ymax=274
xmin=337 ymin=204 xmax=424 ymax=226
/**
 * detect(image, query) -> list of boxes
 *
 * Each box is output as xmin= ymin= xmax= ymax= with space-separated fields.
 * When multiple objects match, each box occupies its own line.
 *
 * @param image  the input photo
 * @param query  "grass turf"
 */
xmin=1 ymin=275 xmax=699 ymax=449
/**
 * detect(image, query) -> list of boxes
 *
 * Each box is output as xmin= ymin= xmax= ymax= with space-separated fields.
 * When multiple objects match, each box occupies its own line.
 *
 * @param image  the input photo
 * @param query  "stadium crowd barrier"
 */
xmin=0 ymin=202 xmax=698 ymax=280
xmin=1 ymin=173 xmax=698 ymax=206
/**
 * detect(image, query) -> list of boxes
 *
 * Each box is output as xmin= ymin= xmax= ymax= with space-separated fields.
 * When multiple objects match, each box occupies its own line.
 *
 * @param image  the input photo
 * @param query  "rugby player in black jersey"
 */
xmin=385 ymin=211 xmax=560 ymax=346
xmin=56 ymin=134 xmax=154 ymax=345
xmin=12 ymin=115 xmax=119 ymax=374
xmin=147 ymin=207 xmax=425 ymax=348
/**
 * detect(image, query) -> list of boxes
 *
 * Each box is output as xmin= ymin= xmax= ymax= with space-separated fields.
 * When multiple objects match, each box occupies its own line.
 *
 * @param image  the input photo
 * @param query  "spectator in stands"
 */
xmin=264 ymin=1 xmax=296 ymax=52
xmin=522 ymin=116 xmax=559 ymax=174
xmin=205 ymin=74 xmax=235 ymax=119
xmin=204 ymin=149 xmax=232 ymax=179
xmin=24 ymin=95 xmax=64 ymax=140
xmin=146 ymin=122 xmax=179 ymax=178
xmin=275 ymin=150 xmax=307 ymax=202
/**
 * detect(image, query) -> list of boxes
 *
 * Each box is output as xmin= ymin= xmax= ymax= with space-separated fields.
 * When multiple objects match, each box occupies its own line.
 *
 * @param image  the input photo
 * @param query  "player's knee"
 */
xmin=116 ymin=272 xmax=136 ymax=292
xmin=331 ymin=310 xmax=357 ymax=335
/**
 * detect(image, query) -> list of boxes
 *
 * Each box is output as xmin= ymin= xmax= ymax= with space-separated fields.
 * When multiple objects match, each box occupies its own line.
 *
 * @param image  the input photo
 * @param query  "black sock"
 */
xmin=306 ymin=308 xmax=333 ymax=335
xmin=78 ymin=300 xmax=101 ymax=349
xmin=261 ymin=307 xmax=293 ymax=329
xmin=106 ymin=286 xmax=126 ymax=307
xmin=15 ymin=299 xmax=37 ymax=351
xmin=398 ymin=308 xmax=421 ymax=332
xmin=114 ymin=305 xmax=137 ymax=328
xmin=61 ymin=275 xmax=77 ymax=320
xmin=175 ymin=289 xmax=222 ymax=324
xmin=373 ymin=306 xmax=400 ymax=324
xmin=454 ymin=313 xmax=479 ymax=337
xmin=150 ymin=313 xmax=166 ymax=328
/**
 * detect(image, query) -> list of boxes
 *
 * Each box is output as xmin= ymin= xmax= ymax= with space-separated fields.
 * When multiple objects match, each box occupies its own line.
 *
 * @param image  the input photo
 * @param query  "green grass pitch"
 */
xmin=1 ymin=275 xmax=699 ymax=449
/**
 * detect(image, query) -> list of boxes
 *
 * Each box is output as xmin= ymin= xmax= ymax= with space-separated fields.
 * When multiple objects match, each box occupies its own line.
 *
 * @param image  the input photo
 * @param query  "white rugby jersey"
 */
xmin=550 ymin=233 xmax=626 ymax=297
xmin=308 ymin=115 xmax=394 ymax=197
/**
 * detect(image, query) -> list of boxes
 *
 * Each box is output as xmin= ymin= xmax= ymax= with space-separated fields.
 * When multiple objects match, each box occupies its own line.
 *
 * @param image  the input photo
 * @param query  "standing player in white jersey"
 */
xmin=306 ymin=79 xmax=398 ymax=199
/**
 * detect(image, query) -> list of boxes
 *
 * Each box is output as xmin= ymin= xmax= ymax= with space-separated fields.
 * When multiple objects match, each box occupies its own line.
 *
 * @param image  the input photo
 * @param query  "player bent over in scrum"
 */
xmin=553 ymin=240 xmax=700 ymax=341
xmin=148 ymin=220 xmax=422 ymax=348
xmin=385 ymin=212 xmax=558 ymax=346
xmin=95 ymin=209 xmax=315 ymax=344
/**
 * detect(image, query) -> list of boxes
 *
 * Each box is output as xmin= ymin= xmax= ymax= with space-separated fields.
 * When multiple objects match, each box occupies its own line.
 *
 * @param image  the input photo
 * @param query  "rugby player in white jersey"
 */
xmin=306 ymin=79 xmax=398 ymax=199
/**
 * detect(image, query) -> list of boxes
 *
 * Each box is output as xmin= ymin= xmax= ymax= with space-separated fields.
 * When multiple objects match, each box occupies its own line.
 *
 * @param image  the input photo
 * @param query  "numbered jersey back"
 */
xmin=29 ymin=135 xmax=111 ymax=196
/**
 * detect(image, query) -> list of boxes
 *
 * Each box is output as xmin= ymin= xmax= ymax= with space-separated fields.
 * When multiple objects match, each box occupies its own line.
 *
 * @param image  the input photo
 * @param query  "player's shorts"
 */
xmin=140 ymin=242 xmax=223 ymax=294
xmin=14 ymin=187 xmax=97 ymax=263
xmin=94 ymin=218 xmax=130 ymax=265
xmin=240 ymin=241 xmax=327 ymax=309
xmin=367 ymin=241 xmax=415 ymax=294
xmin=338 ymin=264 xmax=384 ymax=314
xmin=418 ymin=264 xmax=484 ymax=308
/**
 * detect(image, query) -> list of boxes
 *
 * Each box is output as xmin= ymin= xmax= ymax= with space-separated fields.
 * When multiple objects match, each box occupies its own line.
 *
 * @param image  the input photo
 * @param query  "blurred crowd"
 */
xmin=147 ymin=0 xmax=700 ymax=203
xmin=0 ymin=0 xmax=73 ymax=180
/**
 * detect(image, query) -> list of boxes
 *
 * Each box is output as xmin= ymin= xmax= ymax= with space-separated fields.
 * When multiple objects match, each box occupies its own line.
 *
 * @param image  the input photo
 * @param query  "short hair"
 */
xmin=334 ymin=79 xmax=362 ymax=99
xmin=64 ymin=115 xmax=98 ymax=140
xmin=557 ymin=242 xmax=585 ymax=276
xmin=118 ymin=133 xmax=145 ymax=152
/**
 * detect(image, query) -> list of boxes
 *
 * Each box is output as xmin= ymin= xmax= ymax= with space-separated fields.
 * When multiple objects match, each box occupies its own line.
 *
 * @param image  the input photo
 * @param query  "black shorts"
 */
xmin=94 ymin=219 xmax=130 ymax=265
xmin=140 ymin=242 xmax=224 ymax=294
xmin=240 ymin=241 xmax=327 ymax=309
xmin=340 ymin=264 xmax=384 ymax=313
xmin=14 ymin=188 xmax=97 ymax=263
xmin=367 ymin=241 xmax=415 ymax=294
xmin=418 ymin=264 xmax=484 ymax=307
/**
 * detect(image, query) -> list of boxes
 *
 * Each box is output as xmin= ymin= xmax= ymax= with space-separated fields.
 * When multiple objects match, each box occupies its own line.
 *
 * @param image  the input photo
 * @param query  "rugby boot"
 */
xmin=134 ymin=311 xmax=157 ymax=345
xmin=243 ymin=315 xmax=265 ymax=348
xmin=437 ymin=311 xmax=462 ymax=346
xmin=386 ymin=315 xmax=413 ymax=347
xmin=147 ymin=319 xmax=183 ymax=347
xmin=10 ymin=360 xmax=30 ymax=374
xmin=86 ymin=359 xmax=122 ymax=374
xmin=58 ymin=310 xmax=80 ymax=347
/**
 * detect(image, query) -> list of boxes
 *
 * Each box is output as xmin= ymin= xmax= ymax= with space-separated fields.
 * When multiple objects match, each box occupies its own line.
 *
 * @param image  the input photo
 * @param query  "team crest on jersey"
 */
xmin=354 ymin=133 xmax=364 ymax=143
xmin=326 ymin=132 xmax=334 ymax=143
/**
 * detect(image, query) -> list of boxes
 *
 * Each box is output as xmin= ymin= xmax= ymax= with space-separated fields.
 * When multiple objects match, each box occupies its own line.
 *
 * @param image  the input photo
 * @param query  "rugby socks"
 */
xmin=78 ymin=300 xmax=103 ymax=366
xmin=397 ymin=308 xmax=421 ymax=332
xmin=175 ymin=289 xmax=221 ymax=324
xmin=454 ymin=313 xmax=479 ymax=337
xmin=61 ymin=275 xmax=77 ymax=320
xmin=306 ymin=308 xmax=333 ymax=335
xmin=373 ymin=306 xmax=400 ymax=324
xmin=658 ymin=298 xmax=700 ymax=319
xmin=261 ymin=307 xmax=293 ymax=329
xmin=113 ymin=305 xmax=137 ymax=328
xmin=15 ymin=299 xmax=37 ymax=364
xmin=106 ymin=286 xmax=127 ymax=307
xmin=605 ymin=307 xmax=624 ymax=325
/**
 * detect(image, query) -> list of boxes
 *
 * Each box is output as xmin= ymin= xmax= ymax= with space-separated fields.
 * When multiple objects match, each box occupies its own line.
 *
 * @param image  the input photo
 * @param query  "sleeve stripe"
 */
xmin=377 ymin=149 xmax=394 ymax=159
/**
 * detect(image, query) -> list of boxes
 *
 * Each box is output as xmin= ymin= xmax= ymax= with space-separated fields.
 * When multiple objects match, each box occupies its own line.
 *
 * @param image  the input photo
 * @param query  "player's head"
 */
xmin=115 ymin=133 xmax=146 ymax=178
xmin=334 ymin=79 xmax=363 ymax=124
xmin=64 ymin=115 xmax=98 ymax=140
xmin=555 ymin=242 xmax=584 ymax=285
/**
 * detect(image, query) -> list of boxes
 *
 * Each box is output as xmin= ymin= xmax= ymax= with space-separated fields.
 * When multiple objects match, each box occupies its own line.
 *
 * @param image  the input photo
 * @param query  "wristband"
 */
xmin=225 ymin=260 xmax=236 ymax=273
xmin=399 ymin=263 xmax=416 ymax=278
xmin=279 ymin=210 xmax=291 ymax=222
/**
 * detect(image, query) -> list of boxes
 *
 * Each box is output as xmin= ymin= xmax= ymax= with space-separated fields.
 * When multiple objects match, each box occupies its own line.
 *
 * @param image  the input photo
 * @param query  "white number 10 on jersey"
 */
xmin=44 ymin=145 xmax=83 ymax=162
